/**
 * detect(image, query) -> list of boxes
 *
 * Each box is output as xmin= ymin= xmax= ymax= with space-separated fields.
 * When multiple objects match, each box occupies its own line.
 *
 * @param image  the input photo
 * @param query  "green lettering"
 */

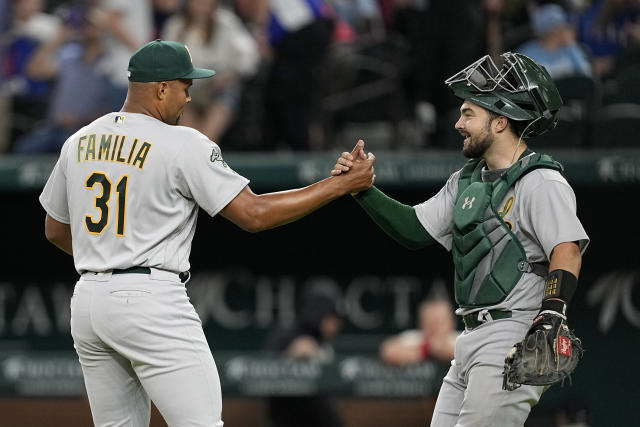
xmin=85 ymin=134 xmax=96 ymax=161
xmin=111 ymin=136 xmax=119 ymax=161
xmin=77 ymin=135 xmax=87 ymax=162
xmin=132 ymin=142 xmax=151 ymax=169
xmin=116 ymin=136 xmax=127 ymax=163
xmin=98 ymin=134 xmax=112 ymax=160
xmin=126 ymin=138 xmax=138 ymax=164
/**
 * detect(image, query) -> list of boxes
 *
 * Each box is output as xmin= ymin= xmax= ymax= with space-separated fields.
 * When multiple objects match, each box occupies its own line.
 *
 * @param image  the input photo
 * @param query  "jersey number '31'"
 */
xmin=85 ymin=172 xmax=129 ymax=236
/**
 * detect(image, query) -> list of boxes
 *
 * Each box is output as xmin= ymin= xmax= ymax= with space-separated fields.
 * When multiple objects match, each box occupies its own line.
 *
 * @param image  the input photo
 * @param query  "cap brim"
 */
xmin=183 ymin=67 xmax=216 ymax=79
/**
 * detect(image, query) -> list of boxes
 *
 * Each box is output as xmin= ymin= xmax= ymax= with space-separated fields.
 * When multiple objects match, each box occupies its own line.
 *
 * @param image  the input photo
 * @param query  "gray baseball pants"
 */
xmin=431 ymin=311 xmax=545 ymax=427
xmin=71 ymin=270 xmax=223 ymax=427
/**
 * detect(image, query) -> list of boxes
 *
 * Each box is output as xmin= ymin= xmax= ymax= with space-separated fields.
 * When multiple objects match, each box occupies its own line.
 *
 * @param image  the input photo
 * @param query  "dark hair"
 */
xmin=486 ymin=110 xmax=531 ymax=140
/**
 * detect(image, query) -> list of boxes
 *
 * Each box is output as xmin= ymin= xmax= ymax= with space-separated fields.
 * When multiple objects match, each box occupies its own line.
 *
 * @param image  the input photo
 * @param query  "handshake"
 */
xmin=330 ymin=139 xmax=376 ymax=196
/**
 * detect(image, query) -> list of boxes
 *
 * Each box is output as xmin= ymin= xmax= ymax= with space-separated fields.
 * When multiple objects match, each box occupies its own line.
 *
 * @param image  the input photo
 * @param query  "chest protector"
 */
xmin=452 ymin=153 xmax=562 ymax=308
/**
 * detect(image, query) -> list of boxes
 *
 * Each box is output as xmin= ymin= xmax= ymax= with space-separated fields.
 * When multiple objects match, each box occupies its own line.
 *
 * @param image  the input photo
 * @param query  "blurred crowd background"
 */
xmin=2 ymin=2 xmax=637 ymax=426
xmin=1 ymin=0 xmax=640 ymax=156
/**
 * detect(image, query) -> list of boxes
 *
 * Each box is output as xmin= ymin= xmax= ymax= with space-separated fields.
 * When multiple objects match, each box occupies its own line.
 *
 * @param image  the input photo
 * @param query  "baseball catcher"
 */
xmin=503 ymin=270 xmax=584 ymax=390
xmin=332 ymin=51 xmax=590 ymax=426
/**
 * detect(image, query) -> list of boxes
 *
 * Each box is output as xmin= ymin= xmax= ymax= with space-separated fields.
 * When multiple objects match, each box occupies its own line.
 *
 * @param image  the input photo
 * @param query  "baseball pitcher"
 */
xmin=40 ymin=39 xmax=375 ymax=427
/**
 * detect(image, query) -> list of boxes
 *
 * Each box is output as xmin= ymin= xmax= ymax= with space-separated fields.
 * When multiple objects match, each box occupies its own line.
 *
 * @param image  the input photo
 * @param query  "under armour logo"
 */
xmin=462 ymin=196 xmax=475 ymax=210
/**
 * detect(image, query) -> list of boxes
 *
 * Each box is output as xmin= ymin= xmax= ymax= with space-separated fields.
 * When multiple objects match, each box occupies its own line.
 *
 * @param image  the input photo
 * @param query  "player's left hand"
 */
xmin=502 ymin=311 xmax=583 ymax=391
xmin=526 ymin=309 xmax=564 ymax=349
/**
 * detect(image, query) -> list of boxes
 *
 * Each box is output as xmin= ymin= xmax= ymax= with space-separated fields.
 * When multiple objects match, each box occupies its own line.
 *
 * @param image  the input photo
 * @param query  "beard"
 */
xmin=462 ymin=125 xmax=493 ymax=159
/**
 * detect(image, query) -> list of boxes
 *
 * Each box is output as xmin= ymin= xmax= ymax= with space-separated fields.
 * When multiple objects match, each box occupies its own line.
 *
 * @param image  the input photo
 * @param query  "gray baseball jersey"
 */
xmin=413 ymin=153 xmax=589 ymax=315
xmin=416 ymin=153 xmax=590 ymax=427
xmin=39 ymin=111 xmax=249 ymax=274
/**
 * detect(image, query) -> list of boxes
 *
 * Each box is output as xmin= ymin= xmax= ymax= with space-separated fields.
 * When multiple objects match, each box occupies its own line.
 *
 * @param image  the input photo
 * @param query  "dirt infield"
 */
xmin=0 ymin=397 xmax=436 ymax=426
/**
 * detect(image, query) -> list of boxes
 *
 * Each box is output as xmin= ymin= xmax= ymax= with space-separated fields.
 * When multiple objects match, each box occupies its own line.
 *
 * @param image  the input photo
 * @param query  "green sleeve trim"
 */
xmin=354 ymin=186 xmax=434 ymax=250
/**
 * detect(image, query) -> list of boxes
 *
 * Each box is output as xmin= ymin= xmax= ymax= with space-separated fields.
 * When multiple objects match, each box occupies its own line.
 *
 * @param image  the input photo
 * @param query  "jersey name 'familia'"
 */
xmin=40 ymin=112 xmax=249 ymax=275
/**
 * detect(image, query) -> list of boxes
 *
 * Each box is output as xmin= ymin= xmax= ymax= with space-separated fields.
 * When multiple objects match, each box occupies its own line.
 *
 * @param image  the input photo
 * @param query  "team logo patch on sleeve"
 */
xmin=558 ymin=335 xmax=572 ymax=357
xmin=210 ymin=146 xmax=228 ymax=168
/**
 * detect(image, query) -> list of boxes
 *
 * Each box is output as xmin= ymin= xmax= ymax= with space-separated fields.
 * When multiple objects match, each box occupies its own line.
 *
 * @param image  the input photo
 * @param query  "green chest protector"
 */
xmin=452 ymin=152 xmax=563 ymax=308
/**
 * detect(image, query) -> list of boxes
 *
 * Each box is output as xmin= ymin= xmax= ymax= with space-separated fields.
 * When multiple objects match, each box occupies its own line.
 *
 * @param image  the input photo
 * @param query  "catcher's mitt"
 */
xmin=502 ymin=315 xmax=583 ymax=391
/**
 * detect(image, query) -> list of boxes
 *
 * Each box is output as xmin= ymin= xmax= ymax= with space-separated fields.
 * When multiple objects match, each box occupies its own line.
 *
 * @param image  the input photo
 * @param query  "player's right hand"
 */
xmin=336 ymin=145 xmax=375 ymax=196
xmin=331 ymin=139 xmax=367 ymax=176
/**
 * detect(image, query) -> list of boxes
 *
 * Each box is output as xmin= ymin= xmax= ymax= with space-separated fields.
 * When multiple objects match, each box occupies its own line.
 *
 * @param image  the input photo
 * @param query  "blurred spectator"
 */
xmin=92 ymin=0 xmax=153 ymax=110
xmin=11 ymin=4 xmax=112 ymax=154
xmin=328 ymin=0 xmax=385 ymax=43
xmin=517 ymin=3 xmax=592 ymax=79
xmin=554 ymin=398 xmax=592 ymax=427
xmin=250 ymin=0 xmax=335 ymax=151
xmin=0 ymin=0 xmax=10 ymax=36
xmin=389 ymin=0 xmax=485 ymax=146
xmin=0 ymin=0 xmax=10 ymax=153
xmin=318 ymin=0 xmax=400 ymax=149
xmin=380 ymin=298 xmax=457 ymax=366
xmin=1 ymin=0 xmax=61 ymax=148
xmin=484 ymin=0 xmax=533 ymax=55
xmin=264 ymin=283 xmax=344 ymax=427
xmin=578 ymin=0 xmax=640 ymax=77
xmin=152 ymin=0 xmax=181 ymax=39
xmin=162 ymin=0 xmax=260 ymax=144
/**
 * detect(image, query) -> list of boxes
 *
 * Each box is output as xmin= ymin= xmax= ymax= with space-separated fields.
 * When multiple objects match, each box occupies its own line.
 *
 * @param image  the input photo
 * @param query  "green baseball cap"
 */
xmin=127 ymin=39 xmax=216 ymax=82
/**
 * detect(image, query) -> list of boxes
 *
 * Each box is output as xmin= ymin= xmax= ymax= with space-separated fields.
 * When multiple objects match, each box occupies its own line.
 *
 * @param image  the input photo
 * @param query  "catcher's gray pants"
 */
xmin=430 ymin=311 xmax=545 ymax=427
xmin=71 ymin=270 xmax=224 ymax=427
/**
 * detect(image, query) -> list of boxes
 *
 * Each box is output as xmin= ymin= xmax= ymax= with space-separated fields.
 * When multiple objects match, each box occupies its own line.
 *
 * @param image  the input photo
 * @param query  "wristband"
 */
xmin=543 ymin=269 xmax=578 ymax=304
xmin=539 ymin=299 xmax=567 ymax=317
xmin=540 ymin=269 xmax=578 ymax=316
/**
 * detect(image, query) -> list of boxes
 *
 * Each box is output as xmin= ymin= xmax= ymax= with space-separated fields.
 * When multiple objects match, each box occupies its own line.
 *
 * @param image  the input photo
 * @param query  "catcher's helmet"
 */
xmin=445 ymin=52 xmax=563 ymax=137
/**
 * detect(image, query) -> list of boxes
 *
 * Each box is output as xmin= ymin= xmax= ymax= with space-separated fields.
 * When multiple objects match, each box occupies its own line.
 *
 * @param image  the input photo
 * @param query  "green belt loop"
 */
xmin=462 ymin=310 xmax=512 ymax=330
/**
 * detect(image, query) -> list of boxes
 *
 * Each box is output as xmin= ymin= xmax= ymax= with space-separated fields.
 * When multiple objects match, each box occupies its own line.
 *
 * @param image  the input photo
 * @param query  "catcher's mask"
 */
xmin=445 ymin=52 xmax=563 ymax=138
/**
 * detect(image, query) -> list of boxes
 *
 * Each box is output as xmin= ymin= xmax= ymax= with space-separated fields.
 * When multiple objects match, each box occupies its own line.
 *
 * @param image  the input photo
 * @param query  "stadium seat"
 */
xmin=592 ymin=102 xmax=640 ymax=147
xmin=609 ymin=66 xmax=640 ymax=103
xmin=533 ymin=75 xmax=600 ymax=148
xmin=319 ymin=38 xmax=408 ymax=149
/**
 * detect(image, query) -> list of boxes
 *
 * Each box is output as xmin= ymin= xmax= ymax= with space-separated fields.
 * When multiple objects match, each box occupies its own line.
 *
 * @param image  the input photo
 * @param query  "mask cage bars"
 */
xmin=444 ymin=53 xmax=532 ymax=94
